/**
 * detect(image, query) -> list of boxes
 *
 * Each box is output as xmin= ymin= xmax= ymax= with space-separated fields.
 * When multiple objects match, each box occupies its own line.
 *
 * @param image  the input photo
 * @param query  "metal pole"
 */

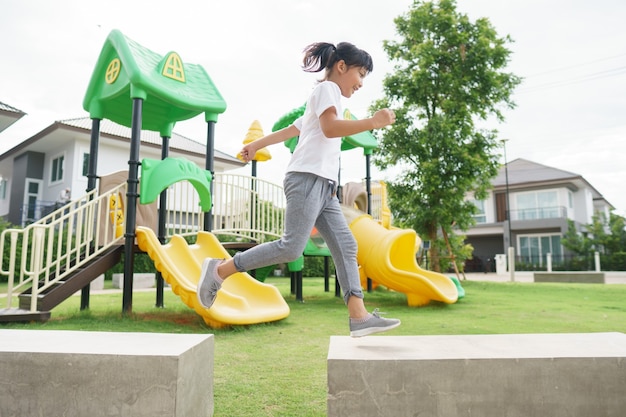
xmin=81 ymin=118 xmax=101 ymax=310
xmin=204 ymin=121 xmax=216 ymax=232
xmin=123 ymin=98 xmax=143 ymax=314
xmin=155 ymin=135 xmax=169 ymax=308
xmin=502 ymin=139 xmax=515 ymax=282
xmin=365 ymin=152 xmax=373 ymax=292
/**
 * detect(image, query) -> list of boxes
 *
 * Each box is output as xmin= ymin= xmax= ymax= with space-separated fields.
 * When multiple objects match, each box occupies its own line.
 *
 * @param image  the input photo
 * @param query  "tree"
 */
xmin=561 ymin=219 xmax=593 ymax=256
xmin=564 ymin=212 xmax=626 ymax=255
xmin=372 ymin=0 xmax=521 ymax=271
xmin=597 ymin=212 xmax=626 ymax=254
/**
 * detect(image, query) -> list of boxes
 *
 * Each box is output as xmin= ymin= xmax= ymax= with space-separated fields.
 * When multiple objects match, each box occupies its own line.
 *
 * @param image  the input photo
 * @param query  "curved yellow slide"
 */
xmin=344 ymin=208 xmax=459 ymax=307
xmin=136 ymin=226 xmax=290 ymax=328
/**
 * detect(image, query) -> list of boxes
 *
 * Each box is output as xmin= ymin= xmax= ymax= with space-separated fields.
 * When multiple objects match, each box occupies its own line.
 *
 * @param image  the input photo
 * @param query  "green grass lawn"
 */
xmin=2 ymin=277 xmax=626 ymax=416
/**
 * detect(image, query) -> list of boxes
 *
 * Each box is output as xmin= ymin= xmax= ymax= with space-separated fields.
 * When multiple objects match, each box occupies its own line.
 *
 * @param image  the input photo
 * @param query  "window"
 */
xmin=519 ymin=234 xmax=563 ymax=266
xmin=516 ymin=190 xmax=559 ymax=220
xmin=51 ymin=154 xmax=64 ymax=183
xmin=0 ymin=179 xmax=6 ymax=199
xmin=471 ymin=199 xmax=486 ymax=224
xmin=82 ymin=152 xmax=90 ymax=177
xmin=162 ymin=52 xmax=185 ymax=82
xmin=23 ymin=179 xmax=42 ymax=224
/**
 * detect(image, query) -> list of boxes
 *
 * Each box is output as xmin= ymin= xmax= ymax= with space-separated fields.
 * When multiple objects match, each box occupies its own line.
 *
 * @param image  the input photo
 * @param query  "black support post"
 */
xmin=365 ymin=152 xmax=373 ymax=292
xmin=155 ymin=135 xmax=169 ymax=308
xmin=122 ymin=98 xmax=143 ymax=314
xmin=204 ymin=121 xmax=216 ymax=232
xmin=80 ymin=118 xmax=101 ymax=310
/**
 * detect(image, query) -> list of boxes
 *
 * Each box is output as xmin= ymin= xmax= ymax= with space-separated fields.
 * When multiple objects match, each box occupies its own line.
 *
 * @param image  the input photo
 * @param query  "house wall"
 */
xmin=569 ymin=187 xmax=590 ymax=224
xmin=67 ymin=137 xmax=213 ymax=201
xmin=8 ymin=152 xmax=45 ymax=225
xmin=43 ymin=143 xmax=75 ymax=205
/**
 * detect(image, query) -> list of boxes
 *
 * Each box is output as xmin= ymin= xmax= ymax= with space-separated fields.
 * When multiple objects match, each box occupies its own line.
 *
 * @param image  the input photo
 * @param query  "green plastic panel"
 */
xmin=140 ymin=157 xmax=212 ymax=211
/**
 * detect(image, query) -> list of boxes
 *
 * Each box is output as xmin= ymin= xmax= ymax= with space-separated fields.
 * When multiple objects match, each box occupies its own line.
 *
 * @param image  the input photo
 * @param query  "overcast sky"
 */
xmin=1 ymin=0 xmax=625 ymax=216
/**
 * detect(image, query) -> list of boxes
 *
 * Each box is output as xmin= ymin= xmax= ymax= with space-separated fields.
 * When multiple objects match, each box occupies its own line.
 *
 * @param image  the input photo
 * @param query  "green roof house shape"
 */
xmin=83 ymin=29 xmax=226 ymax=137
xmin=81 ymin=29 xmax=227 ymax=314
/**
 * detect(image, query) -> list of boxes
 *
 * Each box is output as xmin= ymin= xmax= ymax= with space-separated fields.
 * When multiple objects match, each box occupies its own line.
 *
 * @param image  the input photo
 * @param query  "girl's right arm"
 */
xmin=240 ymin=124 xmax=300 ymax=163
xmin=319 ymin=108 xmax=395 ymax=139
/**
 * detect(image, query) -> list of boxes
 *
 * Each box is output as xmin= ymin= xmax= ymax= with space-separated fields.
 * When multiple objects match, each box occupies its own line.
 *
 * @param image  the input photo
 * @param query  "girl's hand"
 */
xmin=240 ymin=143 xmax=257 ymax=163
xmin=371 ymin=109 xmax=396 ymax=129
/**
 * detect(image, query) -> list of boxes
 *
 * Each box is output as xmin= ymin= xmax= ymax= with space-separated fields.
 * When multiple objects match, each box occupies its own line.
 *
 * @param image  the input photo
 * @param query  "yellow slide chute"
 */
xmin=136 ymin=226 xmax=290 ymax=328
xmin=343 ymin=207 xmax=459 ymax=307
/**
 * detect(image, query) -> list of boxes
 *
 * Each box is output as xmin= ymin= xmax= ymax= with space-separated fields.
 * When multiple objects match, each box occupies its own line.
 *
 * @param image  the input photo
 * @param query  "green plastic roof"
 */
xmin=83 ymin=29 xmax=227 ymax=137
xmin=272 ymin=105 xmax=378 ymax=155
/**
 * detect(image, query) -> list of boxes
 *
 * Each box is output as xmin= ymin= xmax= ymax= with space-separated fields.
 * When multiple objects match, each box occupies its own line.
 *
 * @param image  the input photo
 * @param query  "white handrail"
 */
xmin=1 ymin=183 xmax=126 ymax=311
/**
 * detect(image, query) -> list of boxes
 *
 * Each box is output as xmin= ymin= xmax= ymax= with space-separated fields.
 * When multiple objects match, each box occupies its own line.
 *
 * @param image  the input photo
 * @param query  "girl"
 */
xmin=198 ymin=41 xmax=400 ymax=337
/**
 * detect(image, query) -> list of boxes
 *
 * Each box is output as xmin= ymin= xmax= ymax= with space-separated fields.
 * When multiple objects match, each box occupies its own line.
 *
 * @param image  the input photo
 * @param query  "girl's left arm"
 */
xmin=240 ymin=124 xmax=300 ymax=162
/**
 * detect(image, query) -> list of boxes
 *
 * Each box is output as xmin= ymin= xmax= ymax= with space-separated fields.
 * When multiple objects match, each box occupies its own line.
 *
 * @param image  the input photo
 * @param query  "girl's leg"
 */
xmin=314 ymin=191 xmax=367 ymax=318
xmin=221 ymin=173 xmax=326 ymax=276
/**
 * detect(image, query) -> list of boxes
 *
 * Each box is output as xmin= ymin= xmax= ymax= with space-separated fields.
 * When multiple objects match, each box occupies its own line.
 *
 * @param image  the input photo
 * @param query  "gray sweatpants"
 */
xmin=233 ymin=171 xmax=364 ymax=304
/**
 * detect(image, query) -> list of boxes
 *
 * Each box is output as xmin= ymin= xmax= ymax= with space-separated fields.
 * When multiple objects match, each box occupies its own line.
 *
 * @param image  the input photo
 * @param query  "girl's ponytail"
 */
xmin=302 ymin=42 xmax=373 ymax=75
xmin=302 ymin=42 xmax=337 ymax=73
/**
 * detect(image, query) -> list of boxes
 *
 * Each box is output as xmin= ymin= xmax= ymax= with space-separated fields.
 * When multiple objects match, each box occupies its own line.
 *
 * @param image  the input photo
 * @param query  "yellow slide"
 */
xmin=344 ymin=208 xmax=459 ymax=307
xmin=136 ymin=226 xmax=290 ymax=328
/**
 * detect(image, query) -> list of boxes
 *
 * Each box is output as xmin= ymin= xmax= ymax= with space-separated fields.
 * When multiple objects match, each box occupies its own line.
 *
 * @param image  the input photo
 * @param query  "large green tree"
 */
xmin=372 ymin=0 xmax=521 ymax=271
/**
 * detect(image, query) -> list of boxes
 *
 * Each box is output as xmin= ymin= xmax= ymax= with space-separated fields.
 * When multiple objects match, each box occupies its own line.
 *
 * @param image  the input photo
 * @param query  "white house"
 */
xmin=464 ymin=158 xmax=613 ymax=271
xmin=0 ymin=114 xmax=244 ymax=226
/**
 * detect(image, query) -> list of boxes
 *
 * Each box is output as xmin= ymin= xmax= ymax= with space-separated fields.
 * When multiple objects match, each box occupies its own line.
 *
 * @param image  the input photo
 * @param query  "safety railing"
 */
xmin=211 ymin=173 xmax=285 ymax=243
xmin=1 ymin=182 xmax=126 ymax=311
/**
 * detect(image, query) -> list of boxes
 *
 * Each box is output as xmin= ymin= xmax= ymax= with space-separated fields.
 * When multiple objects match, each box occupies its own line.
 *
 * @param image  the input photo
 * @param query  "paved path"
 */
xmin=461 ymin=271 xmax=626 ymax=284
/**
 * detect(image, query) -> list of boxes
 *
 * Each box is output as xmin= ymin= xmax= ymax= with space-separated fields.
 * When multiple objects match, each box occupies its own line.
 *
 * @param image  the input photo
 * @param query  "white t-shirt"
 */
xmin=286 ymin=81 xmax=342 ymax=182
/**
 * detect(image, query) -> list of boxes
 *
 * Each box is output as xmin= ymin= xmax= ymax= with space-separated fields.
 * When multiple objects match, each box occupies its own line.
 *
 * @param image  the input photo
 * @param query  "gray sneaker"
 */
xmin=197 ymin=258 xmax=222 ymax=309
xmin=349 ymin=309 xmax=401 ymax=337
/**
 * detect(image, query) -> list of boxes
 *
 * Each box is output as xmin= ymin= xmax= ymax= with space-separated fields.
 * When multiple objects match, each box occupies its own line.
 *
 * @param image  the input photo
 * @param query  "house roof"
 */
xmin=492 ymin=158 xmax=580 ymax=187
xmin=492 ymin=158 xmax=610 ymax=206
xmin=0 ymin=101 xmax=26 ymax=133
xmin=0 ymin=116 xmax=244 ymax=169
xmin=83 ymin=29 xmax=226 ymax=137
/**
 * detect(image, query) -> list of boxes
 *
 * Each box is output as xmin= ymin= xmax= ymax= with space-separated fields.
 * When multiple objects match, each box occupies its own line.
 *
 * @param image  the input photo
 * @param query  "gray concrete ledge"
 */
xmin=0 ymin=330 xmax=214 ymax=417
xmin=328 ymin=333 xmax=626 ymax=417
xmin=534 ymin=271 xmax=605 ymax=283
xmin=112 ymin=272 xmax=156 ymax=289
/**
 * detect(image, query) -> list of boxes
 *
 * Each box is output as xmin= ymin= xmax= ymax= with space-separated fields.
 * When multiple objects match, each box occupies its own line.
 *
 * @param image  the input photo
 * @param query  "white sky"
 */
xmin=1 ymin=0 xmax=625 ymax=216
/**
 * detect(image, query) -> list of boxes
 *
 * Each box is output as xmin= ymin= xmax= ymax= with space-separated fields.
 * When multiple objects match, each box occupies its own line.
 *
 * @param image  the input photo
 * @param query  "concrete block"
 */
xmin=328 ymin=333 xmax=626 ymax=417
xmin=534 ymin=271 xmax=605 ymax=283
xmin=91 ymin=273 xmax=105 ymax=290
xmin=112 ymin=272 xmax=155 ymax=289
xmin=0 ymin=330 xmax=214 ymax=417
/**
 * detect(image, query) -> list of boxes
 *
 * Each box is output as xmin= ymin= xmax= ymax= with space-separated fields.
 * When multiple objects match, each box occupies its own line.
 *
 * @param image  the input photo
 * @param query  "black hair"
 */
xmin=302 ymin=42 xmax=373 ymax=75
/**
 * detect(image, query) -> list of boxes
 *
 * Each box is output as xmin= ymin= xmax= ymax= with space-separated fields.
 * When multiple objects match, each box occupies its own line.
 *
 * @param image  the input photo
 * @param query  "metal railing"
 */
xmin=1 ymin=183 xmax=126 ymax=311
xmin=510 ymin=206 xmax=567 ymax=221
xmin=212 ymin=174 xmax=286 ymax=243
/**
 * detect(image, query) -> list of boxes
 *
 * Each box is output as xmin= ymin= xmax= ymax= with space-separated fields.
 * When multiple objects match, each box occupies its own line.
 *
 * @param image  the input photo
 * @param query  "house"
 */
xmin=464 ymin=158 xmax=613 ymax=271
xmin=0 ymin=115 xmax=244 ymax=226
xmin=0 ymin=101 xmax=27 ymax=216
xmin=0 ymin=101 xmax=26 ymax=133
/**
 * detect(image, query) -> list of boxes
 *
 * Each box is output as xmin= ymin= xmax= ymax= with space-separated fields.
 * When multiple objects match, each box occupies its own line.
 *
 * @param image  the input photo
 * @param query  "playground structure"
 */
xmin=0 ymin=29 xmax=460 ymax=326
